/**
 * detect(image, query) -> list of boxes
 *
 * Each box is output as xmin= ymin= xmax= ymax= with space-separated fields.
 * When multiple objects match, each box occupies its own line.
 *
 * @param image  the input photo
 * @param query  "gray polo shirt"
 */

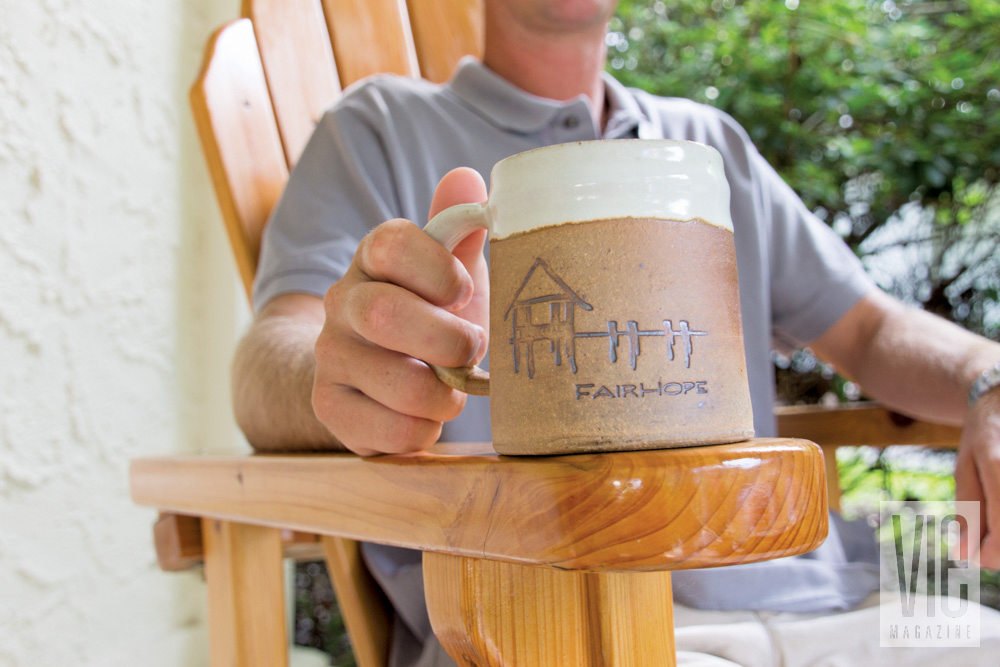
xmin=255 ymin=58 xmax=880 ymax=659
xmin=256 ymin=57 xmax=872 ymax=439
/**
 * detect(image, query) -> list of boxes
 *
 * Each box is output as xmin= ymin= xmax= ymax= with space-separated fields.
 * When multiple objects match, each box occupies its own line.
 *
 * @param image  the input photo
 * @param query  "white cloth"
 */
xmin=673 ymin=593 xmax=1000 ymax=667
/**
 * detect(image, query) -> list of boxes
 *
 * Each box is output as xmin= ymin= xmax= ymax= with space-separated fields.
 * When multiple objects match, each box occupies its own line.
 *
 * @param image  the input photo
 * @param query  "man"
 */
xmin=233 ymin=1 xmax=1000 ymax=664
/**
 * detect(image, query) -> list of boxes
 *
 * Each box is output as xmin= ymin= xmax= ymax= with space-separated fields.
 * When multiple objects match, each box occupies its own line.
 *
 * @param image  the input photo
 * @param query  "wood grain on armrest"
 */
xmin=131 ymin=439 xmax=827 ymax=573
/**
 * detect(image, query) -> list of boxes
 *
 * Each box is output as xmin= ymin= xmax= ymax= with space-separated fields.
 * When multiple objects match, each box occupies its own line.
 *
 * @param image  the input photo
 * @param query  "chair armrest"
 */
xmin=131 ymin=439 xmax=827 ymax=573
xmin=775 ymin=402 xmax=961 ymax=449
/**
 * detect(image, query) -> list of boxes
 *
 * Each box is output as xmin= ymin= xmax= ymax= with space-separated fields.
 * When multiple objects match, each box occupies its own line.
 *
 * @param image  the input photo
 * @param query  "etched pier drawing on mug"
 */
xmin=504 ymin=258 xmax=708 ymax=379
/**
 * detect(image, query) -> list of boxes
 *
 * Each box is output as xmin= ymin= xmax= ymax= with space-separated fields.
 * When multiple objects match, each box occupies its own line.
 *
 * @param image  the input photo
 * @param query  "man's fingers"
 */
xmin=312 ymin=317 xmax=466 ymax=454
xmin=353 ymin=348 xmax=467 ymax=423
xmin=954 ymin=436 xmax=1000 ymax=568
xmin=977 ymin=459 xmax=1000 ymax=569
xmin=344 ymin=280 xmax=486 ymax=367
xmin=316 ymin=334 xmax=467 ymax=423
xmin=954 ymin=447 xmax=985 ymax=561
xmin=312 ymin=382 xmax=443 ymax=455
xmin=979 ymin=533 xmax=1000 ymax=570
xmin=356 ymin=219 xmax=475 ymax=311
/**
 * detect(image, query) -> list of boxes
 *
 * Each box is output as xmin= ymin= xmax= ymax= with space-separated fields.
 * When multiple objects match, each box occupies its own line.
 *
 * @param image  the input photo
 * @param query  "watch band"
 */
xmin=969 ymin=361 xmax=1000 ymax=408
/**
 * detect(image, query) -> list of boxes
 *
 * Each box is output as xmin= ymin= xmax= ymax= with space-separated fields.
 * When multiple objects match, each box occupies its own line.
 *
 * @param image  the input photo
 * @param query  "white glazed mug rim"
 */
xmin=484 ymin=138 xmax=733 ymax=239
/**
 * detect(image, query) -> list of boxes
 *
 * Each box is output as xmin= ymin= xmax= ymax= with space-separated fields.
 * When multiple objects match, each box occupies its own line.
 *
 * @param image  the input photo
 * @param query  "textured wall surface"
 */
xmin=0 ymin=1 xmax=250 ymax=664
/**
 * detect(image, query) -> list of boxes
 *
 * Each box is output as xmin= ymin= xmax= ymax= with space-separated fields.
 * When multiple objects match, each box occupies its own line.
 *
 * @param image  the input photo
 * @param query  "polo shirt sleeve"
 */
xmin=752 ymin=147 xmax=876 ymax=350
xmin=252 ymin=87 xmax=401 ymax=312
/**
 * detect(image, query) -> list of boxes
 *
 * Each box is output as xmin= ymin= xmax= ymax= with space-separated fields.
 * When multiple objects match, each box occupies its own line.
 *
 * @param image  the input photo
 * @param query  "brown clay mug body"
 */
xmin=424 ymin=139 xmax=754 ymax=455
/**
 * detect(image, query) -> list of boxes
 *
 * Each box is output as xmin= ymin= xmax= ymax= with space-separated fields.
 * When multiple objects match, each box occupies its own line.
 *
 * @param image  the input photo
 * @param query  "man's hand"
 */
xmin=312 ymin=168 xmax=490 ymax=455
xmin=955 ymin=389 xmax=1000 ymax=568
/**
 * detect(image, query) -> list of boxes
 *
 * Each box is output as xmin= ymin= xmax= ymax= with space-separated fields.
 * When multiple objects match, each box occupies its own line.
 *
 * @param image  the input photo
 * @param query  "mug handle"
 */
xmin=422 ymin=202 xmax=491 ymax=396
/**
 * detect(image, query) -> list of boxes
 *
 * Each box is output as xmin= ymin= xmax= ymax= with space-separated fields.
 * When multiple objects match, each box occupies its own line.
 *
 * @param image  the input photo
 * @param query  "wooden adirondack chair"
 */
xmin=130 ymin=1 xmax=962 ymax=665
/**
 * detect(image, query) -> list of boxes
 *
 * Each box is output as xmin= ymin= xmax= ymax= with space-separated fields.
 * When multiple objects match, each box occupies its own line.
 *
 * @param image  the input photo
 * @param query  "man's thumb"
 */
xmin=428 ymin=167 xmax=488 ymax=218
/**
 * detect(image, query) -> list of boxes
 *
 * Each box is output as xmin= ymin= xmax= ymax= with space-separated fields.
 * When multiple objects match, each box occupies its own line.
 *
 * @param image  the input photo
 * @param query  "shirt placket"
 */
xmin=546 ymin=100 xmax=599 ymax=144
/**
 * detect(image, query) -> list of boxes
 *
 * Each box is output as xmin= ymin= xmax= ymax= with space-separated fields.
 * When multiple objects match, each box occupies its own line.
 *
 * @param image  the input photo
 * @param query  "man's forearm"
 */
xmin=814 ymin=291 xmax=1000 ymax=425
xmin=861 ymin=309 xmax=999 ymax=425
xmin=232 ymin=302 xmax=345 ymax=452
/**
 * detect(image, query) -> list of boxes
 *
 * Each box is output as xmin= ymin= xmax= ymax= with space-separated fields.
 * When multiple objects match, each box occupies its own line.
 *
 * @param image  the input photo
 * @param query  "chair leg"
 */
xmin=424 ymin=553 xmax=676 ymax=666
xmin=819 ymin=444 xmax=842 ymax=513
xmin=201 ymin=518 xmax=288 ymax=667
xmin=321 ymin=535 xmax=392 ymax=667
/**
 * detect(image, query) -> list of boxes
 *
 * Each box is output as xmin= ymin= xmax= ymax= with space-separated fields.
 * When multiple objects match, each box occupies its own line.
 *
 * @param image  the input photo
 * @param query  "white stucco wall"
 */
xmin=0 ymin=1 xmax=252 ymax=664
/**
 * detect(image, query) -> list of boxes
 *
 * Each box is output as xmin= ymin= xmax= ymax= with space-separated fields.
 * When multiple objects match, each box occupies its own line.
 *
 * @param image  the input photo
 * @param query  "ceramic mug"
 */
xmin=424 ymin=139 xmax=754 ymax=455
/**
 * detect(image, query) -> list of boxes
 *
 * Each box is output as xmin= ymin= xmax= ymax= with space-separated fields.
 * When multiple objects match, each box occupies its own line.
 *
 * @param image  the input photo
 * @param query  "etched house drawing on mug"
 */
xmin=504 ymin=258 xmax=593 ymax=378
xmin=504 ymin=258 xmax=708 ymax=379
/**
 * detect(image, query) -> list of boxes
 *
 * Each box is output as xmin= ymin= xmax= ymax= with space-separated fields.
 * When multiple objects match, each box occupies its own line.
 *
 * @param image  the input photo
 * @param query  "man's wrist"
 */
xmin=969 ymin=361 xmax=1000 ymax=408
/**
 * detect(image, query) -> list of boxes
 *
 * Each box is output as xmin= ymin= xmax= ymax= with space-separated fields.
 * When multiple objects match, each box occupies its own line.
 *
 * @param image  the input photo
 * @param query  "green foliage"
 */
xmin=294 ymin=561 xmax=357 ymax=665
xmin=610 ymin=0 xmax=1000 ymax=340
xmin=835 ymin=447 xmax=1000 ymax=609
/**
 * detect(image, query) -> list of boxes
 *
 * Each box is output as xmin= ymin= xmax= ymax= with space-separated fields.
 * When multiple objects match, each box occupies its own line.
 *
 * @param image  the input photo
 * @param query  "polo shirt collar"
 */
xmin=447 ymin=56 xmax=650 ymax=138
xmin=603 ymin=69 xmax=660 ymax=139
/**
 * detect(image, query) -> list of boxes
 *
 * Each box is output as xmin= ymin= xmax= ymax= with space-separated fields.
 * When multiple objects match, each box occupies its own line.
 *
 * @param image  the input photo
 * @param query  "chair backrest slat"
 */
xmin=321 ymin=0 xmax=420 ymax=87
xmin=190 ymin=19 xmax=289 ymax=299
xmin=407 ymin=0 xmax=484 ymax=83
xmin=191 ymin=3 xmax=487 ymax=300
xmin=242 ymin=0 xmax=343 ymax=169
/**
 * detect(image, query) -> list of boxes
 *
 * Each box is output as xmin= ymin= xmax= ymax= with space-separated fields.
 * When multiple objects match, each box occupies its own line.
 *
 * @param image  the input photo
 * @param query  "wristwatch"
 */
xmin=969 ymin=361 xmax=1000 ymax=407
